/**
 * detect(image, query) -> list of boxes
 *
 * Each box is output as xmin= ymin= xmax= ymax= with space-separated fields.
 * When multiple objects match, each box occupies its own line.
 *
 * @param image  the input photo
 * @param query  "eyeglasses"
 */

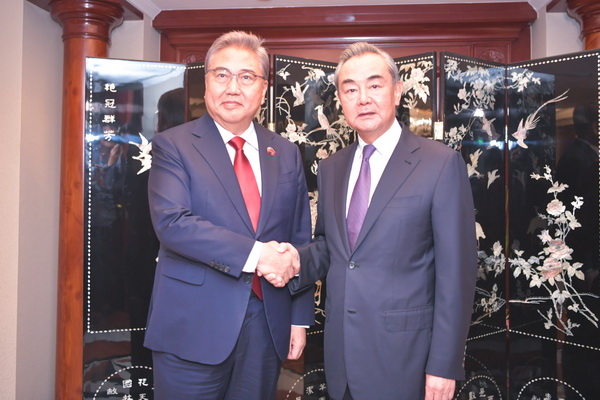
xmin=205 ymin=68 xmax=266 ymax=86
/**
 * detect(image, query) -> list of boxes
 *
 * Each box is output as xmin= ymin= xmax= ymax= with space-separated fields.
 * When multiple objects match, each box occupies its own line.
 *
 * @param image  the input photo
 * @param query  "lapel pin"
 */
xmin=267 ymin=147 xmax=276 ymax=156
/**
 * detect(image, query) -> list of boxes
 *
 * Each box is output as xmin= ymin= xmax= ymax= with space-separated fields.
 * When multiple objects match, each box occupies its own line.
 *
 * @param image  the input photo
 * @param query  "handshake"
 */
xmin=256 ymin=241 xmax=299 ymax=287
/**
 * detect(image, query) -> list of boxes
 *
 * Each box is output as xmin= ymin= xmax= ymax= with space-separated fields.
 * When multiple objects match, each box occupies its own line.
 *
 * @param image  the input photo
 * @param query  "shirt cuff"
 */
xmin=242 ymin=241 xmax=263 ymax=273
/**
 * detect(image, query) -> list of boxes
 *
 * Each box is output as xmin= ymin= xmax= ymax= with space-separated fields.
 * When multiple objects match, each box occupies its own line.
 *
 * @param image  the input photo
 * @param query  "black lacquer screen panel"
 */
xmin=440 ymin=52 xmax=508 ymax=399
xmin=441 ymin=50 xmax=600 ymax=400
xmin=395 ymin=52 xmax=437 ymax=138
xmin=84 ymin=58 xmax=186 ymax=399
xmin=82 ymin=50 xmax=598 ymax=399
xmin=505 ymin=52 xmax=599 ymax=400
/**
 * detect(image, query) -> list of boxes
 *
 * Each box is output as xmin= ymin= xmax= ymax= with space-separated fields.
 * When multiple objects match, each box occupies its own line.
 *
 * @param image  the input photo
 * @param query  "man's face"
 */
xmin=337 ymin=53 xmax=402 ymax=143
xmin=204 ymin=46 xmax=268 ymax=135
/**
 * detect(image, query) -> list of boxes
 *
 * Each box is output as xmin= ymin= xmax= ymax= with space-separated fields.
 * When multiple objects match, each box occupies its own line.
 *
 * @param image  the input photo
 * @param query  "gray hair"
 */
xmin=204 ymin=31 xmax=269 ymax=79
xmin=334 ymin=42 xmax=399 ymax=87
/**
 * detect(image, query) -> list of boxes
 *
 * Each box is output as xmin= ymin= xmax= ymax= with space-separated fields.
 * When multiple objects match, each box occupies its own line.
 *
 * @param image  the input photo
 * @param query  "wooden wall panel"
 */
xmin=154 ymin=3 xmax=536 ymax=65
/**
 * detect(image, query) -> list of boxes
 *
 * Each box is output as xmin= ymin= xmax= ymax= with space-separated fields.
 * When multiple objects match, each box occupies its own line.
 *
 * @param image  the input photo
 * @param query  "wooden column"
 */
xmin=568 ymin=0 xmax=600 ymax=49
xmin=48 ymin=1 xmax=123 ymax=398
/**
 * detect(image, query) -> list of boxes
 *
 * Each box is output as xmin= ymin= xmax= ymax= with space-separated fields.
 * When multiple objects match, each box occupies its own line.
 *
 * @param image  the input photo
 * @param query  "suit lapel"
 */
xmin=352 ymin=125 xmax=421 ymax=252
xmin=333 ymin=142 xmax=358 ymax=254
xmin=190 ymin=114 xmax=255 ymax=234
xmin=255 ymin=123 xmax=278 ymax=236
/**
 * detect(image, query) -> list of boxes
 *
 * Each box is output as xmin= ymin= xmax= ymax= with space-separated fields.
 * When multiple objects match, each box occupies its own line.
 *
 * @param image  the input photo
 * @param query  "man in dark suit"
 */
xmin=144 ymin=31 xmax=314 ymax=400
xmin=282 ymin=42 xmax=477 ymax=400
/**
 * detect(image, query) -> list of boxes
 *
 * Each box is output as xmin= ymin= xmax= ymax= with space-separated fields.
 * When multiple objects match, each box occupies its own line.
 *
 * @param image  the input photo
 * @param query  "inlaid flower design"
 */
xmin=509 ymin=165 xmax=597 ymax=336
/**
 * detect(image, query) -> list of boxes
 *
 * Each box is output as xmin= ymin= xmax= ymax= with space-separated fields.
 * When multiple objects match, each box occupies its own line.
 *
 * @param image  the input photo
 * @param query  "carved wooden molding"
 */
xmin=50 ymin=0 xmax=125 ymax=43
xmin=29 ymin=0 xmax=141 ymax=21
xmin=153 ymin=3 xmax=537 ymax=64
xmin=568 ymin=0 xmax=600 ymax=49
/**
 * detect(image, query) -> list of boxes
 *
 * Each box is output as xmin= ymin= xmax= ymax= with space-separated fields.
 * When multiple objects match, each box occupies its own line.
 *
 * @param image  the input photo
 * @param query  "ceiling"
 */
xmin=127 ymin=0 xmax=555 ymax=19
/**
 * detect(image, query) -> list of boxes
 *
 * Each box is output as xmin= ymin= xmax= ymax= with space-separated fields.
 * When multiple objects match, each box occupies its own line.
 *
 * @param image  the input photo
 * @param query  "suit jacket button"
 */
xmin=349 ymin=262 xmax=356 ymax=269
xmin=244 ymin=275 xmax=252 ymax=284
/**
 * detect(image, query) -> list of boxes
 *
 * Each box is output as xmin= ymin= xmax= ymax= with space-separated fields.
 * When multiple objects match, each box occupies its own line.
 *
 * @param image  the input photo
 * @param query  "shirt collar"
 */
xmin=215 ymin=121 xmax=259 ymax=151
xmin=356 ymin=119 xmax=402 ymax=158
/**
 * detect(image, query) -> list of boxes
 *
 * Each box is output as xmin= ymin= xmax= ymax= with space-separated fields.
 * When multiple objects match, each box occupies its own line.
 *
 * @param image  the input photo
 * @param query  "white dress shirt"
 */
xmin=215 ymin=121 xmax=263 ymax=273
xmin=217 ymin=123 xmax=308 ymax=328
xmin=346 ymin=120 xmax=402 ymax=216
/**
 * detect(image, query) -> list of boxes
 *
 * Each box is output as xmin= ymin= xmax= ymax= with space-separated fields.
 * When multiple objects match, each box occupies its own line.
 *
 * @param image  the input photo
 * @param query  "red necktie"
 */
xmin=229 ymin=136 xmax=263 ymax=300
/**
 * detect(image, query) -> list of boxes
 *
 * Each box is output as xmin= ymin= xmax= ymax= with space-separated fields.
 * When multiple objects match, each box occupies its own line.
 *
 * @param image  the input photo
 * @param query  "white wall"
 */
xmin=110 ymin=16 xmax=161 ymax=61
xmin=546 ymin=12 xmax=583 ymax=56
xmin=532 ymin=9 xmax=583 ymax=59
xmin=0 ymin=0 xmax=24 ymax=398
xmin=16 ymin=3 xmax=63 ymax=399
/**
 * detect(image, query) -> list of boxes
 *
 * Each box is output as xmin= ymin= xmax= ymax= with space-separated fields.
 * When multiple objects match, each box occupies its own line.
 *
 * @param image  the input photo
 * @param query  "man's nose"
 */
xmin=358 ymin=89 xmax=371 ymax=104
xmin=226 ymin=75 xmax=241 ymax=93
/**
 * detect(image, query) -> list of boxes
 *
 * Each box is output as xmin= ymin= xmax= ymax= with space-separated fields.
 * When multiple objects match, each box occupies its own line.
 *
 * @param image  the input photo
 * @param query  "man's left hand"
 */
xmin=424 ymin=374 xmax=455 ymax=400
xmin=287 ymin=326 xmax=306 ymax=360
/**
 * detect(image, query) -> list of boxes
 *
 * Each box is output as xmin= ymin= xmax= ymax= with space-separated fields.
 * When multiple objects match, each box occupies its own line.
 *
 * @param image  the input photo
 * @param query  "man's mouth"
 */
xmin=358 ymin=111 xmax=375 ymax=117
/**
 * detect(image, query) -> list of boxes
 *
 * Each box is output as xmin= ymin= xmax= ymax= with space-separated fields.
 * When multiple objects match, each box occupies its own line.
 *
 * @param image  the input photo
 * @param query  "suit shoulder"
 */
xmin=324 ymin=144 xmax=354 ymax=163
xmin=415 ymin=135 xmax=458 ymax=157
xmin=153 ymin=119 xmax=198 ymax=145
xmin=321 ymin=143 xmax=355 ymax=165
xmin=268 ymin=131 xmax=294 ymax=147
xmin=260 ymin=127 xmax=298 ymax=148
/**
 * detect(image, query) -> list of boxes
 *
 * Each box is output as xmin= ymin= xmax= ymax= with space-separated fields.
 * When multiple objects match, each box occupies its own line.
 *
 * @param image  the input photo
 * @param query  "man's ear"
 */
xmin=394 ymin=80 xmax=403 ymax=106
xmin=261 ymin=78 xmax=269 ymax=100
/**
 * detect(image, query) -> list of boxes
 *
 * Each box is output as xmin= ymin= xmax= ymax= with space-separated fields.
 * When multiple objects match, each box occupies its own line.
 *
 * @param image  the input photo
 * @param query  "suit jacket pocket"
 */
xmin=387 ymin=195 xmax=421 ymax=208
xmin=383 ymin=306 xmax=433 ymax=332
xmin=162 ymin=254 xmax=206 ymax=286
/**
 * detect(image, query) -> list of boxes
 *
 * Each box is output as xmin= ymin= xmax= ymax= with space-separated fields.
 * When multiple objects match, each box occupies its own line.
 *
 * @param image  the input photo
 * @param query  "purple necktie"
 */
xmin=347 ymin=144 xmax=376 ymax=252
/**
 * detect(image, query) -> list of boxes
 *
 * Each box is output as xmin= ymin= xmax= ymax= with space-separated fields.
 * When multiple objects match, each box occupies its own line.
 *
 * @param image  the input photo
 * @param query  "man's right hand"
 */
xmin=257 ymin=241 xmax=299 ymax=287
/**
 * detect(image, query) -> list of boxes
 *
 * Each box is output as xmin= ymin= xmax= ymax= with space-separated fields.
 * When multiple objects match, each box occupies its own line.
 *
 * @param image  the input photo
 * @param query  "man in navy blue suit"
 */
xmin=282 ymin=42 xmax=477 ymax=400
xmin=144 ymin=31 xmax=314 ymax=399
